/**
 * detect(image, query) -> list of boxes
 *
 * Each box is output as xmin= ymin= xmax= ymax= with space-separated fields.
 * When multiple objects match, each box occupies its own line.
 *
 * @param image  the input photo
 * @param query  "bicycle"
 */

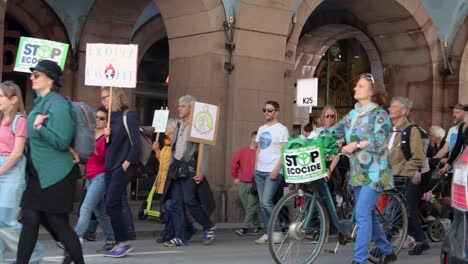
xmin=267 ymin=154 xmax=409 ymax=264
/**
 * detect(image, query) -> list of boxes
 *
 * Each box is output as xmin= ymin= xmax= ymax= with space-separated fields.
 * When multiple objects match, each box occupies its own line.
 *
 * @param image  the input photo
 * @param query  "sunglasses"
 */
xmin=30 ymin=72 xmax=44 ymax=79
xmin=324 ymin=114 xmax=335 ymax=119
xmin=364 ymin=73 xmax=375 ymax=84
xmin=262 ymin=108 xmax=276 ymax=113
xmin=96 ymin=116 xmax=106 ymax=121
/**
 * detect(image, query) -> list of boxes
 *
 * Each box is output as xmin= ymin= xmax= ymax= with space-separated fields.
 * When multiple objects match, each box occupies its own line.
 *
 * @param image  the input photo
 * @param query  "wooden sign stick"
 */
xmin=196 ymin=143 xmax=204 ymax=176
xmin=106 ymin=87 xmax=113 ymax=143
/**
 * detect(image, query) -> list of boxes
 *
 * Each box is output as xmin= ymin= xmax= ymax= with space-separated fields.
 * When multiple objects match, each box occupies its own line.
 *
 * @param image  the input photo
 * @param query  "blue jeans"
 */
xmin=254 ymin=170 xmax=283 ymax=232
xmin=162 ymin=200 xmax=194 ymax=241
xmin=353 ymin=185 xmax=392 ymax=264
xmin=171 ymin=177 xmax=214 ymax=239
xmin=75 ymin=174 xmax=114 ymax=242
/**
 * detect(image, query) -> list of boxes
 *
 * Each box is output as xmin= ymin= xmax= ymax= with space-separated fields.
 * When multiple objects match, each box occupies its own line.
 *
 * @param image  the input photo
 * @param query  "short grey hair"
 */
xmin=391 ymin=96 xmax=413 ymax=116
xmin=429 ymin=126 xmax=446 ymax=139
xmin=166 ymin=118 xmax=178 ymax=130
xmin=179 ymin=95 xmax=196 ymax=107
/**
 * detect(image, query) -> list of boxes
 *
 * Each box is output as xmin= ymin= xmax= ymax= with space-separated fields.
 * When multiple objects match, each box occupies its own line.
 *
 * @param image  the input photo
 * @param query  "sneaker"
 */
xmin=369 ymin=248 xmax=397 ymax=264
xmin=128 ymin=231 xmax=137 ymax=241
xmin=235 ymin=228 xmax=247 ymax=236
xmin=96 ymin=242 xmax=116 ymax=253
xmin=83 ymin=232 xmax=97 ymax=241
xmin=408 ymin=241 xmax=430 ymax=256
xmin=403 ymin=235 xmax=416 ymax=249
xmin=163 ymin=238 xmax=184 ymax=247
xmin=272 ymin=232 xmax=284 ymax=244
xmin=202 ymin=226 xmax=216 ymax=245
xmin=253 ymin=227 xmax=262 ymax=234
xmin=255 ymin=234 xmax=268 ymax=244
xmin=103 ymin=244 xmax=132 ymax=258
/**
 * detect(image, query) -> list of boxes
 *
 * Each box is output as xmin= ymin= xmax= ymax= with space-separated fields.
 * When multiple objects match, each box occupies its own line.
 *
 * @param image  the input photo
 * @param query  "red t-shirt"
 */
xmin=230 ymin=146 xmax=256 ymax=183
xmin=0 ymin=116 xmax=27 ymax=156
xmin=85 ymin=135 xmax=106 ymax=179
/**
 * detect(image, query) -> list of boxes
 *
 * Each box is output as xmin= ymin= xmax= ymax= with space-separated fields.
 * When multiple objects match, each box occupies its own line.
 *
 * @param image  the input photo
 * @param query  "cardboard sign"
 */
xmin=282 ymin=145 xmax=327 ymax=183
xmin=187 ymin=101 xmax=219 ymax=145
xmin=296 ymin=78 xmax=318 ymax=106
xmin=85 ymin=44 xmax=138 ymax=88
xmin=152 ymin=110 xmax=169 ymax=133
xmin=14 ymin=37 xmax=69 ymax=73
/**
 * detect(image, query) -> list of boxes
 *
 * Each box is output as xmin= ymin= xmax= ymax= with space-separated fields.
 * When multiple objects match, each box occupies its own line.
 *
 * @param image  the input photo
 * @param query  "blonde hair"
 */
xmin=320 ymin=105 xmax=338 ymax=127
xmin=101 ymin=87 xmax=128 ymax=112
xmin=0 ymin=81 xmax=25 ymax=125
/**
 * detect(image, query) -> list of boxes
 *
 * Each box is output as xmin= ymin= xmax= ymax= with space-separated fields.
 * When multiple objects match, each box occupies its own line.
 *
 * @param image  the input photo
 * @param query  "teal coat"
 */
xmin=27 ymin=91 xmax=75 ymax=188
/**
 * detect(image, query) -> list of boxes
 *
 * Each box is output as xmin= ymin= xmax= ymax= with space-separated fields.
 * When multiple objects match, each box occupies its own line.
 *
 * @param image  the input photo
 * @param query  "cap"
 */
xmin=449 ymin=103 xmax=468 ymax=111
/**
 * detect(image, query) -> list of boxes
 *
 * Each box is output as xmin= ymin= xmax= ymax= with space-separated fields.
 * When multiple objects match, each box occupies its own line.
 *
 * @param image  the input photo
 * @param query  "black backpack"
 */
xmin=400 ymin=124 xmax=429 ymax=161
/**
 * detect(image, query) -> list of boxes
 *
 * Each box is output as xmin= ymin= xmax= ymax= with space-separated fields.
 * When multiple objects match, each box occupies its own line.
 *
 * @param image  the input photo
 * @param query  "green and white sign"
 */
xmin=14 ymin=37 xmax=69 ymax=73
xmin=282 ymin=145 xmax=327 ymax=183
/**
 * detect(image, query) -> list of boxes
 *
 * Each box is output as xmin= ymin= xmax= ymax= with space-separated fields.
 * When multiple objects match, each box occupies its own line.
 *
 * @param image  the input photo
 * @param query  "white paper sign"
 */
xmin=85 ymin=43 xmax=138 ymax=88
xmin=296 ymin=78 xmax=318 ymax=106
xmin=152 ymin=110 xmax=169 ymax=132
xmin=188 ymin=102 xmax=219 ymax=145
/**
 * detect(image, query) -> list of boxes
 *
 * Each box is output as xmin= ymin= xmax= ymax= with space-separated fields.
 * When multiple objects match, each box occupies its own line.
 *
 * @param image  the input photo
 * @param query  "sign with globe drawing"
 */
xmin=14 ymin=37 xmax=69 ymax=73
xmin=282 ymin=145 xmax=327 ymax=183
xmin=187 ymin=101 xmax=219 ymax=145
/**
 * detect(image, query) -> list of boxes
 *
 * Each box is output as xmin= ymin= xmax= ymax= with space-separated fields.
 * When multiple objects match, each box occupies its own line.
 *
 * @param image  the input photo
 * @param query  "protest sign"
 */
xmin=14 ymin=37 xmax=69 ymax=73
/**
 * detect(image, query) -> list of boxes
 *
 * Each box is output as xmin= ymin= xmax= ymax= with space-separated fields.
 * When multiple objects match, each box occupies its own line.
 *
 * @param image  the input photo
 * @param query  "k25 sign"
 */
xmin=282 ymin=145 xmax=327 ymax=183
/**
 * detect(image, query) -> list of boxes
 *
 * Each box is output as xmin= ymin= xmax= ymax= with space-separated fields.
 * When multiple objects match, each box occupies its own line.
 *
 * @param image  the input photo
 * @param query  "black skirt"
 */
xmin=21 ymin=160 xmax=79 ymax=214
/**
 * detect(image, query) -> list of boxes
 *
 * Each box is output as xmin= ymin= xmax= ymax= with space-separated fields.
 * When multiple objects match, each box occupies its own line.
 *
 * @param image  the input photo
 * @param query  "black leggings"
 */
xmin=16 ymin=209 xmax=85 ymax=264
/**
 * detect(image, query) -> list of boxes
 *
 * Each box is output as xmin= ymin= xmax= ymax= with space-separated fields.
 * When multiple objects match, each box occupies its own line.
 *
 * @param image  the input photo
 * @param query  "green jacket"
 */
xmin=27 ymin=91 xmax=75 ymax=188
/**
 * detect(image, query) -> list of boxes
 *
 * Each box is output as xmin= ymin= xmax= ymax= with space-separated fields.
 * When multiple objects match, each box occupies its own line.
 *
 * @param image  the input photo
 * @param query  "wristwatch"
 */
xmin=356 ymin=141 xmax=361 ymax=150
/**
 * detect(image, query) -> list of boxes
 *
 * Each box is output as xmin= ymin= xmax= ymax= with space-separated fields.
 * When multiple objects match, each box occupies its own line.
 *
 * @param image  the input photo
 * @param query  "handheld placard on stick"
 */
xmin=154 ymin=106 xmax=165 ymax=144
xmin=196 ymin=143 xmax=204 ymax=176
xmin=106 ymin=87 xmax=113 ymax=143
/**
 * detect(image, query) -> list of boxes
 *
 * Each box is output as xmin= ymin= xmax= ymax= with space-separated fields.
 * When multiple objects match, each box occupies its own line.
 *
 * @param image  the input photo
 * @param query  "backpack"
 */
xmin=401 ymin=124 xmax=430 ymax=161
xmin=42 ymin=94 xmax=96 ymax=163
xmin=123 ymin=109 xmax=154 ymax=166
xmin=11 ymin=114 xmax=26 ymax=136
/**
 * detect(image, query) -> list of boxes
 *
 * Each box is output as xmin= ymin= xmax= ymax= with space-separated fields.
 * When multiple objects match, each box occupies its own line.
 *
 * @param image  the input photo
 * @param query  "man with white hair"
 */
xmin=387 ymin=96 xmax=430 ymax=256
xmin=427 ymin=126 xmax=446 ymax=170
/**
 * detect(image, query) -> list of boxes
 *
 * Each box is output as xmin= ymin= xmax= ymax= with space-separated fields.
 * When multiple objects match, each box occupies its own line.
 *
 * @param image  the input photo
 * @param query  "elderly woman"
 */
xmin=16 ymin=60 xmax=84 ymax=264
xmin=321 ymin=73 xmax=395 ymax=264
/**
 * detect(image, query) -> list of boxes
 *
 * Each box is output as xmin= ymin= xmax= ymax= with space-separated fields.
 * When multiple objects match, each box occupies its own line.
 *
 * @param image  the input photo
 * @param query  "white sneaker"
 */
xmin=255 ymin=234 xmax=268 ymax=244
xmin=272 ymin=232 xmax=284 ymax=244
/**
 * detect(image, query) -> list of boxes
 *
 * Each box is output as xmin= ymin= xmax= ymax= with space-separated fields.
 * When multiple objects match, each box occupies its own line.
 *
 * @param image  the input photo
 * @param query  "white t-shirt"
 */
xmin=447 ymin=125 xmax=459 ymax=153
xmin=256 ymin=123 xmax=289 ymax=172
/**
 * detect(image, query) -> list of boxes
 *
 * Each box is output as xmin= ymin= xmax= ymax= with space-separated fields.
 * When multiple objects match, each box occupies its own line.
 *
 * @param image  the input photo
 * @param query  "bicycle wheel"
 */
xmin=268 ymin=189 xmax=329 ymax=264
xmin=369 ymin=192 xmax=408 ymax=263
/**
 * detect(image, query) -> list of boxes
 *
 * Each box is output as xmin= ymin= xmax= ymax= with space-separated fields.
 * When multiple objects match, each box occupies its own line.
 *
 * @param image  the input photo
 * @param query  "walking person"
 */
xmin=101 ymin=87 xmax=140 ymax=257
xmin=163 ymin=95 xmax=216 ymax=247
xmin=254 ymin=101 xmax=289 ymax=244
xmin=0 ymin=81 xmax=43 ymax=263
xmin=321 ymin=73 xmax=396 ymax=264
xmin=387 ymin=96 xmax=430 ymax=255
xmin=231 ymin=131 xmax=262 ymax=236
xmin=73 ymin=107 xmax=115 ymax=253
xmin=16 ymin=60 xmax=84 ymax=264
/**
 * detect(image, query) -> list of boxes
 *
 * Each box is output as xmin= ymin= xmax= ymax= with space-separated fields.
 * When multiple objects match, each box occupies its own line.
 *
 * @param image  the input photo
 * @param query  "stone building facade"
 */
xmin=1 ymin=0 xmax=466 ymax=222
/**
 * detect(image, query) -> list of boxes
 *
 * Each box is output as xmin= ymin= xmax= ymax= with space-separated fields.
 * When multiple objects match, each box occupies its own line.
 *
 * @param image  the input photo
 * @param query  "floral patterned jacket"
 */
xmin=321 ymin=106 xmax=393 ymax=192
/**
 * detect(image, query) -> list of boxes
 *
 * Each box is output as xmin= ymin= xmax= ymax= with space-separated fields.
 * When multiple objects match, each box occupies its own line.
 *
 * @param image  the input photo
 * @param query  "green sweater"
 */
xmin=27 ymin=91 xmax=75 ymax=188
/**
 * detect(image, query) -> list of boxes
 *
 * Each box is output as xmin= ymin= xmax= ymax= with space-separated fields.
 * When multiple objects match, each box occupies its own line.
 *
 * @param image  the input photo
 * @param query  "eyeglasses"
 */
xmin=262 ymin=108 xmax=276 ymax=113
xmin=364 ymin=73 xmax=375 ymax=84
xmin=31 ymin=72 xmax=44 ymax=79
xmin=324 ymin=114 xmax=335 ymax=119
xmin=96 ymin=116 xmax=106 ymax=121
xmin=101 ymin=95 xmax=110 ymax=101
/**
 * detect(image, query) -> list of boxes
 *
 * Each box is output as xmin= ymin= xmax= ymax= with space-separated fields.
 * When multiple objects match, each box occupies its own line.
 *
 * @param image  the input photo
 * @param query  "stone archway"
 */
xmin=5 ymin=0 xmax=73 ymax=96
xmin=459 ymin=43 xmax=468 ymax=104
xmin=288 ymin=0 xmax=439 ymax=129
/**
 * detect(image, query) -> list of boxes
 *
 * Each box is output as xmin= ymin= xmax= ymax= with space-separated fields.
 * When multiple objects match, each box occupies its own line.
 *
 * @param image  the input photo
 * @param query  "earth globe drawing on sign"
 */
xmin=297 ymin=152 xmax=312 ymax=167
xmin=194 ymin=106 xmax=213 ymax=134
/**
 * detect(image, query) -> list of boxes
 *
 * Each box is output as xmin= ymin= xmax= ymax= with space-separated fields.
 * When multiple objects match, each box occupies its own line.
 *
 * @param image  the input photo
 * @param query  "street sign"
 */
xmin=14 ymin=37 xmax=69 ymax=73
xmin=296 ymin=78 xmax=318 ymax=107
